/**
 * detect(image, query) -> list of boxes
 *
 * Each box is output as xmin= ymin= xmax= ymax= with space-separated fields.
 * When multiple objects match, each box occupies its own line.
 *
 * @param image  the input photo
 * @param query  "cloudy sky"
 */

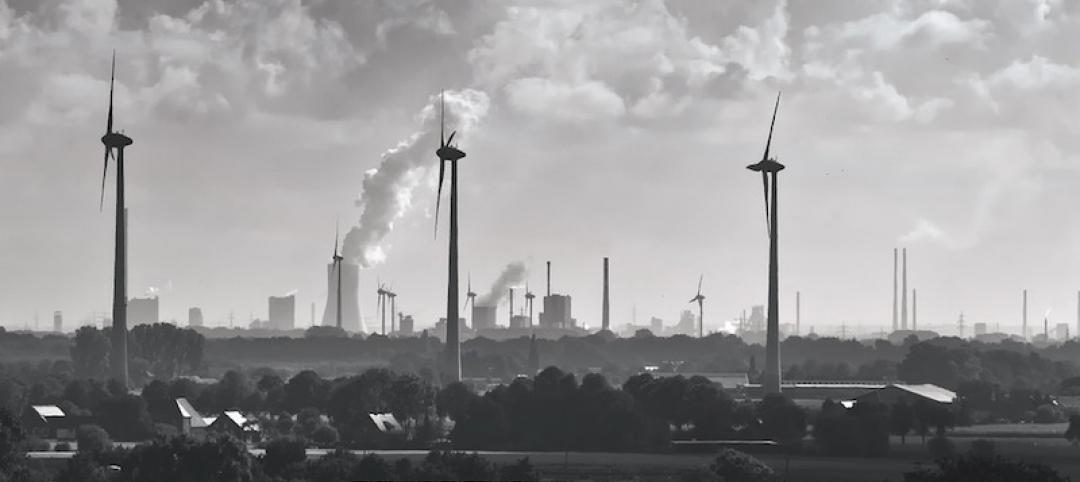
xmin=1 ymin=0 xmax=1078 ymax=336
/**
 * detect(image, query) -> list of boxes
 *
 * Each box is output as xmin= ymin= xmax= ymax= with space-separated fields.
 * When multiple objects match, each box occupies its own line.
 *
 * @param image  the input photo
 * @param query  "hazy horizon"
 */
xmin=2 ymin=0 xmax=1079 ymax=334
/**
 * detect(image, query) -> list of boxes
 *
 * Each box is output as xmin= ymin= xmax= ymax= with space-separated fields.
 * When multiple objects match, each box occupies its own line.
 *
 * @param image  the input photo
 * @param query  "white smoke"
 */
xmin=342 ymin=89 xmax=491 ymax=267
xmin=478 ymin=262 xmax=528 ymax=306
xmin=284 ymin=289 xmax=298 ymax=297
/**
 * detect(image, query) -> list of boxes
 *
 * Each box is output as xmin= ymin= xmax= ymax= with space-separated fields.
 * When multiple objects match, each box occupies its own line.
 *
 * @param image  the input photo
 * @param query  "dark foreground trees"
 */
xmin=904 ymin=454 xmax=1069 ymax=482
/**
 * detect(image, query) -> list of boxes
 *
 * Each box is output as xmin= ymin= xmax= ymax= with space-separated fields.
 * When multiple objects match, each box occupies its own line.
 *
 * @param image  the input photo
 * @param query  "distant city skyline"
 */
xmin=2 ymin=1 xmax=1080 ymax=334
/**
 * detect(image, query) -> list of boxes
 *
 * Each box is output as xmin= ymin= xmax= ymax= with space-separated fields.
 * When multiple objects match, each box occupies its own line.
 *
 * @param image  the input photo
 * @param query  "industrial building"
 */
xmin=398 ymin=315 xmax=414 ymax=335
xmin=188 ymin=307 xmax=203 ymax=327
xmin=539 ymin=294 xmax=573 ymax=328
xmin=129 ymin=296 xmax=159 ymax=326
xmin=268 ymin=295 xmax=296 ymax=330
xmin=472 ymin=305 xmax=497 ymax=330
xmin=321 ymin=261 xmax=363 ymax=332
xmin=510 ymin=314 xmax=530 ymax=329
xmin=52 ymin=311 xmax=62 ymax=333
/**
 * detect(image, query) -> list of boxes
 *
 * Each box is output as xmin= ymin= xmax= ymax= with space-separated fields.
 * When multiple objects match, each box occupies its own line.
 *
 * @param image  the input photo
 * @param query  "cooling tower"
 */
xmin=322 ymin=262 xmax=364 ymax=332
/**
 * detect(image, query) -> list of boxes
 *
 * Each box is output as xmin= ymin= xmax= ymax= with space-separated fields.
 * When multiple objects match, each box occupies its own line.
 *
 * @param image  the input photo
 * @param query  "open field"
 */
xmin=951 ymin=422 xmax=1068 ymax=438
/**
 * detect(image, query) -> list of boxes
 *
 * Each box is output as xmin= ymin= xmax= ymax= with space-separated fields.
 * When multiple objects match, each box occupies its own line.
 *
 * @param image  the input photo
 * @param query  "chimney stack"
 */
xmin=892 ymin=248 xmax=898 ymax=332
xmin=546 ymin=261 xmax=551 ymax=296
xmin=901 ymin=248 xmax=908 ymax=330
xmin=602 ymin=257 xmax=610 ymax=332
xmin=912 ymin=289 xmax=918 ymax=330
xmin=1023 ymin=289 xmax=1028 ymax=339
xmin=509 ymin=288 xmax=514 ymax=324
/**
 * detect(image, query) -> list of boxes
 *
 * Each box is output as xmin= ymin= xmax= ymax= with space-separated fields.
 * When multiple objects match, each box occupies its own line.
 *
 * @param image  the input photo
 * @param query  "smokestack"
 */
xmin=796 ymin=291 xmax=801 ymax=335
xmin=546 ymin=261 xmax=551 ymax=296
xmin=509 ymin=288 xmax=514 ymax=325
xmin=1076 ymin=290 xmax=1078 ymax=341
xmin=602 ymin=257 xmax=610 ymax=332
xmin=892 ymin=248 xmax=898 ymax=332
xmin=900 ymin=248 xmax=908 ymax=330
xmin=912 ymin=289 xmax=917 ymax=330
xmin=1023 ymin=289 xmax=1028 ymax=339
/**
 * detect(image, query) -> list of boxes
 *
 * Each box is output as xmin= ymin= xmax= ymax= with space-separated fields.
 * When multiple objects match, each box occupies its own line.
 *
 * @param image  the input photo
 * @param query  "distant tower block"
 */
xmin=188 ymin=307 xmax=203 ymax=327
xmin=322 ymin=262 xmax=363 ymax=332
xmin=53 ymin=311 xmax=63 ymax=333
xmin=269 ymin=294 xmax=296 ymax=330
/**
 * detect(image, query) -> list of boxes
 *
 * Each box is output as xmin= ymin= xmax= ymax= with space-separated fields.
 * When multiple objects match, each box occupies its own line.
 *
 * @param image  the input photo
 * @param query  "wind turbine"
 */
xmin=746 ymin=92 xmax=784 ymax=395
xmin=689 ymin=275 xmax=705 ymax=338
xmin=376 ymin=281 xmax=388 ymax=335
xmin=434 ymin=91 xmax=467 ymax=382
xmin=100 ymin=52 xmax=133 ymax=389
xmin=386 ymin=286 xmax=398 ymax=334
xmin=332 ymin=222 xmax=344 ymax=330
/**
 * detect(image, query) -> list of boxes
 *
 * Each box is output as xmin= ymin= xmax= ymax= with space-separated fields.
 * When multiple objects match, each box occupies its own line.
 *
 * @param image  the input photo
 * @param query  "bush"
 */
xmin=54 ymin=441 xmax=73 ymax=451
xmin=499 ymin=457 xmax=539 ymax=482
xmin=76 ymin=425 xmax=112 ymax=454
xmin=311 ymin=425 xmax=339 ymax=448
xmin=263 ymin=436 xmax=306 ymax=476
xmin=708 ymin=448 xmax=775 ymax=482
xmin=968 ymin=439 xmax=995 ymax=459
xmin=927 ymin=435 xmax=955 ymax=459
xmin=904 ymin=454 xmax=1069 ymax=482
xmin=352 ymin=454 xmax=393 ymax=481
xmin=1033 ymin=404 xmax=1066 ymax=424
xmin=24 ymin=438 xmax=51 ymax=451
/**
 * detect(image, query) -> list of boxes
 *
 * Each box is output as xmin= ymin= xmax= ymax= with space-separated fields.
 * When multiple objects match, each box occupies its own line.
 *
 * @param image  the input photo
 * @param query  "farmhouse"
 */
xmin=855 ymin=383 xmax=957 ymax=406
xmin=21 ymin=405 xmax=75 ymax=440
xmin=173 ymin=398 xmax=210 ymax=436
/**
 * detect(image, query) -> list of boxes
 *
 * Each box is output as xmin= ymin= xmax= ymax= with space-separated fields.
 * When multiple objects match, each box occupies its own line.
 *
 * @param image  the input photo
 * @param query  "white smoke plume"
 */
xmin=284 ymin=289 xmax=299 ymax=297
xmin=478 ymin=262 xmax=527 ymax=306
xmin=342 ymin=89 xmax=491 ymax=267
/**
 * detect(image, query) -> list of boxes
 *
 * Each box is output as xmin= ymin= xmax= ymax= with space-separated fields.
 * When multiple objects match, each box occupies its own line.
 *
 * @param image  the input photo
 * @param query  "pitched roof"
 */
xmin=890 ymin=383 xmax=956 ymax=404
xmin=31 ymin=405 xmax=64 ymax=418
xmin=175 ymin=398 xmax=209 ymax=428
xmin=368 ymin=413 xmax=403 ymax=433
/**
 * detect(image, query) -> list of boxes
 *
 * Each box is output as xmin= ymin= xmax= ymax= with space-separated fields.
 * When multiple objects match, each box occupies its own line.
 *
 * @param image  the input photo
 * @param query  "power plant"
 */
xmin=268 ymin=294 xmax=295 ymax=330
xmin=129 ymin=296 xmax=159 ymax=326
xmin=322 ymin=261 xmax=361 ymax=332
xmin=539 ymin=261 xmax=574 ymax=328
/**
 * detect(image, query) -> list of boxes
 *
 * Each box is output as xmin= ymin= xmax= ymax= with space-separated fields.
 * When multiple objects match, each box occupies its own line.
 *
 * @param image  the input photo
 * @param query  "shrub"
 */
xmin=263 ymin=436 xmax=306 ymax=476
xmin=499 ymin=457 xmax=539 ymax=482
xmin=927 ymin=435 xmax=955 ymax=459
xmin=904 ymin=454 xmax=1069 ymax=482
xmin=54 ymin=441 xmax=73 ymax=451
xmin=1033 ymin=404 xmax=1066 ymax=424
xmin=968 ymin=439 xmax=995 ymax=459
xmin=311 ymin=425 xmax=339 ymax=448
xmin=351 ymin=454 xmax=393 ymax=481
xmin=24 ymin=438 xmax=51 ymax=451
xmin=708 ymin=448 xmax=775 ymax=482
xmin=76 ymin=425 xmax=112 ymax=454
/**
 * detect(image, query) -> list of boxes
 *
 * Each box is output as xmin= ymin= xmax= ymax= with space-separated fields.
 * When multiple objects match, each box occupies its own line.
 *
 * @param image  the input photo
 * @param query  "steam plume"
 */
xmin=478 ymin=262 xmax=527 ymax=306
xmin=342 ymin=89 xmax=490 ymax=267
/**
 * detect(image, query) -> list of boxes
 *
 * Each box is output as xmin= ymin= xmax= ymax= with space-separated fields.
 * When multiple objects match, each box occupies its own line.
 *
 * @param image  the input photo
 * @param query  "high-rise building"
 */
xmin=269 ymin=295 xmax=296 ymax=330
xmin=748 ymin=305 xmax=766 ymax=332
xmin=650 ymin=317 xmax=663 ymax=335
xmin=539 ymin=294 xmax=572 ymax=328
xmin=510 ymin=314 xmax=530 ymax=328
xmin=399 ymin=314 xmax=414 ymax=335
xmin=1056 ymin=323 xmax=1069 ymax=341
xmin=676 ymin=309 xmax=696 ymax=335
xmin=187 ymin=307 xmax=203 ymax=327
xmin=472 ymin=305 xmax=497 ymax=330
xmin=321 ymin=262 xmax=363 ymax=332
xmin=973 ymin=322 xmax=987 ymax=336
xmin=53 ymin=311 xmax=62 ymax=333
xmin=129 ymin=297 xmax=159 ymax=326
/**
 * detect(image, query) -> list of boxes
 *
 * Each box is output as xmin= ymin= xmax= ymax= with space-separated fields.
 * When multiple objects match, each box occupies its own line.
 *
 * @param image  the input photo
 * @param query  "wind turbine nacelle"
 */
xmin=437 ymin=145 xmax=466 ymax=162
xmin=102 ymin=132 xmax=133 ymax=148
xmin=747 ymin=159 xmax=785 ymax=173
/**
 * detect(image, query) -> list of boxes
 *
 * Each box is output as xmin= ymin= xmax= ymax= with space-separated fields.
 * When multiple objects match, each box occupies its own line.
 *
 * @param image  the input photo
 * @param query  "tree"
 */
xmin=904 ymin=454 xmax=1068 ymax=482
xmin=891 ymin=399 xmax=914 ymax=444
xmin=311 ymin=425 xmax=339 ymax=448
xmin=756 ymin=394 xmax=806 ymax=446
xmin=262 ymin=436 xmax=306 ymax=477
xmin=75 ymin=425 xmax=111 ymax=454
xmin=1065 ymin=414 xmax=1080 ymax=446
xmin=95 ymin=394 xmax=154 ymax=441
xmin=70 ymin=327 xmax=110 ymax=380
xmin=284 ymin=370 xmax=330 ymax=412
xmin=707 ymin=448 xmax=775 ymax=482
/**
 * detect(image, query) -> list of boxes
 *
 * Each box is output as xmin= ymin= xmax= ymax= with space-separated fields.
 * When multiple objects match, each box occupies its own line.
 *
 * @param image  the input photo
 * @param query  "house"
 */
xmin=368 ymin=413 xmax=404 ymax=434
xmin=173 ymin=398 xmax=210 ymax=436
xmin=21 ymin=405 xmax=74 ymax=440
xmin=208 ymin=410 xmax=261 ymax=443
xmin=855 ymin=383 xmax=957 ymax=406
xmin=651 ymin=372 xmax=750 ymax=390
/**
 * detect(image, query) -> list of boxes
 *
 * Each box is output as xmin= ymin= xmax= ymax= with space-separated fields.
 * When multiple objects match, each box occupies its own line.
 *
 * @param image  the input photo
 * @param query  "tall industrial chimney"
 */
xmin=912 ymin=289 xmax=918 ymax=330
xmin=900 ymin=248 xmax=908 ymax=330
xmin=892 ymin=248 xmax=898 ymax=332
xmin=1023 ymin=289 xmax=1028 ymax=339
xmin=509 ymin=288 xmax=514 ymax=325
xmin=546 ymin=261 xmax=551 ymax=296
xmin=602 ymin=257 xmax=610 ymax=332
xmin=795 ymin=291 xmax=801 ymax=335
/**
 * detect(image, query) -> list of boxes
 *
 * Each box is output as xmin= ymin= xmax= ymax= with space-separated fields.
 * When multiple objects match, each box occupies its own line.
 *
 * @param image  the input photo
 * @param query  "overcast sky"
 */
xmin=2 ymin=0 xmax=1079 ymax=336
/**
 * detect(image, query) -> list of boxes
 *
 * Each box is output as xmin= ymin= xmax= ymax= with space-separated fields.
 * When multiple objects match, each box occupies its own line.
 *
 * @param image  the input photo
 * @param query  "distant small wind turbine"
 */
xmin=689 ymin=275 xmax=705 ymax=338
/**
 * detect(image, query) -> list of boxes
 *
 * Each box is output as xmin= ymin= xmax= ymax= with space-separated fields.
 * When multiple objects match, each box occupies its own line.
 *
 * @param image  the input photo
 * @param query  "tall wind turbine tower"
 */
xmin=434 ymin=92 xmax=467 ymax=382
xmin=689 ymin=275 xmax=705 ymax=338
xmin=99 ymin=52 xmax=133 ymax=388
xmin=377 ymin=282 xmax=388 ymax=334
xmin=746 ymin=92 xmax=784 ymax=395
xmin=464 ymin=274 xmax=478 ymax=327
xmin=332 ymin=224 xmax=344 ymax=330
xmin=387 ymin=288 xmax=397 ymax=334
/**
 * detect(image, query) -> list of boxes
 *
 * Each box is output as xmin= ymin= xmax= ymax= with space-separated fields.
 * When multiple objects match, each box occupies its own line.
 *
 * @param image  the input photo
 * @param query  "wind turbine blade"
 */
xmin=762 ymin=91 xmax=780 ymax=161
xmin=697 ymin=274 xmax=703 ymax=295
xmin=99 ymin=148 xmax=110 ymax=211
xmin=446 ymin=131 xmax=457 ymax=146
xmin=334 ymin=218 xmax=340 ymax=258
xmin=434 ymin=160 xmax=445 ymax=238
xmin=106 ymin=51 xmax=115 ymax=135
xmin=761 ymin=171 xmax=771 ymax=236
xmin=440 ymin=90 xmax=445 ymax=147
